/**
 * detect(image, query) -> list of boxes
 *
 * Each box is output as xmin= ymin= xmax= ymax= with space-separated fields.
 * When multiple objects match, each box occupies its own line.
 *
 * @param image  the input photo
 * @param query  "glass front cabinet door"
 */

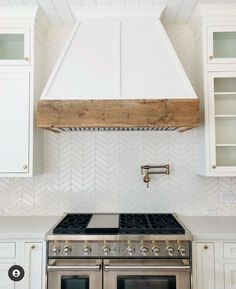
xmin=0 ymin=28 xmax=30 ymax=65
xmin=207 ymin=26 xmax=236 ymax=64
xmin=208 ymin=71 xmax=236 ymax=175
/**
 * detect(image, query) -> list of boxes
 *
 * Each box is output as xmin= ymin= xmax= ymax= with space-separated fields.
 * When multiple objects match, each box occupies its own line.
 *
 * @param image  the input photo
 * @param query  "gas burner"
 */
xmin=147 ymin=214 xmax=185 ymax=234
xmin=52 ymin=213 xmax=185 ymax=235
xmin=119 ymin=214 xmax=185 ymax=234
xmin=119 ymin=214 xmax=152 ymax=234
xmin=53 ymin=214 xmax=92 ymax=234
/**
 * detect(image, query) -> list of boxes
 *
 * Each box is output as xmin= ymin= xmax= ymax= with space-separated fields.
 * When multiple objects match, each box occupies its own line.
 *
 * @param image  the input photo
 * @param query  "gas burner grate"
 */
xmin=53 ymin=214 xmax=92 ymax=234
xmin=119 ymin=214 xmax=152 ymax=234
xmin=119 ymin=214 xmax=185 ymax=235
xmin=147 ymin=214 xmax=185 ymax=234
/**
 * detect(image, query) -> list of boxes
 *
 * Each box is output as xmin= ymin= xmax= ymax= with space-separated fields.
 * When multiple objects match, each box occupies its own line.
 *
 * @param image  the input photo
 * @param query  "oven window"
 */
xmin=117 ymin=276 xmax=176 ymax=289
xmin=61 ymin=276 xmax=89 ymax=289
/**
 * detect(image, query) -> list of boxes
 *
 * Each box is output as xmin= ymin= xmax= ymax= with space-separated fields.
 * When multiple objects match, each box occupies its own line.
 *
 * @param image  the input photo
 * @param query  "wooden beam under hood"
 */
xmin=37 ymin=99 xmax=200 ymax=132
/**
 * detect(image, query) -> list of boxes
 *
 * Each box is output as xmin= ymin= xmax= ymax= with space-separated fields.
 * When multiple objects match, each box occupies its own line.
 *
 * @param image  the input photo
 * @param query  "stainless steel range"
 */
xmin=46 ymin=213 xmax=192 ymax=289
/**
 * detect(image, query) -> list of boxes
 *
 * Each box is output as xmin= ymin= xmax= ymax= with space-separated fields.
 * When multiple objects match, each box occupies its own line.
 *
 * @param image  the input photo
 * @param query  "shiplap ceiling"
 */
xmin=0 ymin=0 xmax=236 ymax=25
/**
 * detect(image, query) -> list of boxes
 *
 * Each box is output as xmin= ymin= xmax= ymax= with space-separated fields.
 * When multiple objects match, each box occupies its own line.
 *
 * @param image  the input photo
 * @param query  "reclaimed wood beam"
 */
xmin=37 ymin=99 xmax=200 ymax=131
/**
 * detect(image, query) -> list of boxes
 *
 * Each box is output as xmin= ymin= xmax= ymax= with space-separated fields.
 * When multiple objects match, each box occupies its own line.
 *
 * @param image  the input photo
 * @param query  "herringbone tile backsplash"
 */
xmin=0 ymin=25 xmax=235 ymax=216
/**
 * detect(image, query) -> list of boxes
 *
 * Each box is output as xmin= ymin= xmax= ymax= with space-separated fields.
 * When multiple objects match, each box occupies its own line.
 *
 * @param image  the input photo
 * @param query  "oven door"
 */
xmin=47 ymin=259 xmax=102 ymax=289
xmin=103 ymin=259 xmax=191 ymax=289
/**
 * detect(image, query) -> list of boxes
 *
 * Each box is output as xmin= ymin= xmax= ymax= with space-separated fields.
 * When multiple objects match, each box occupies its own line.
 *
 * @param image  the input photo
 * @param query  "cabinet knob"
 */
xmin=209 ymin=55 xmax=213 ymax=60
xmin=204 ymin=245 xmax=208 ymax=250
xmin=24 ymin=57 xmax=29 ymax=62
xmin=22 ymin=165 xmax=28 ymax=170
xmin=212 ymin=165 xmax=216 ymax=169
xmin=31 ymin=245 xmax=35 ymax=249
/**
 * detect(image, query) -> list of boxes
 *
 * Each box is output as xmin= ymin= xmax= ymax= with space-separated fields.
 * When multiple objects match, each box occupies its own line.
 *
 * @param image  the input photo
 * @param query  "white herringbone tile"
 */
xmin=8 ymin=179 xmax=23 ymax=215
xmin=0 ymin=178 xmax=10 ymax=215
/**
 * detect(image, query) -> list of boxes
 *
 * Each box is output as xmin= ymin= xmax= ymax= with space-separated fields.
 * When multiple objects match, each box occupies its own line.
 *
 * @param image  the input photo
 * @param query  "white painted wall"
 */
xmin=0 ymin=25 xmax=235 ymax=216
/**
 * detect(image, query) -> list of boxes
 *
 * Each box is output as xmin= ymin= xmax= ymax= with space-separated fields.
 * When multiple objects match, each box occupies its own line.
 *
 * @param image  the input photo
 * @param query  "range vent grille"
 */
xmin=58 ymin=127 xmax=178 ymax=132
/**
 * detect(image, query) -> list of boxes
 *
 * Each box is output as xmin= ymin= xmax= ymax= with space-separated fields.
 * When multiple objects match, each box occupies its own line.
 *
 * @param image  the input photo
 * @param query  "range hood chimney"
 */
xmin=37 ymin=7 xmax=199 ymax=132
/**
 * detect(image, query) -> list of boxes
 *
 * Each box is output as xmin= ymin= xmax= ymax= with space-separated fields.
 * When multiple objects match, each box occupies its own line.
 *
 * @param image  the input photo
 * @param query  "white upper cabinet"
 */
xmin=190 ymin=4 xmax=236 ymax=176
xmin=0 ymin=73 xmax=30 ymax=174
xmin=0 ymin=7 xmax=49 ymax=177
xmin=0 ymin=28 xmax=30 ymax=66
xmin=208 ymin=72 xmax=236 ymax=175
xmin=208 ymin=26 xmax=236 ymax=64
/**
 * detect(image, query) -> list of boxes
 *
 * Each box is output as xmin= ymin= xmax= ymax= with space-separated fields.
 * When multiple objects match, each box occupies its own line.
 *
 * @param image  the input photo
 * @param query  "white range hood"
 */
xmin=38 ymin=7 xmax=199 ymax=132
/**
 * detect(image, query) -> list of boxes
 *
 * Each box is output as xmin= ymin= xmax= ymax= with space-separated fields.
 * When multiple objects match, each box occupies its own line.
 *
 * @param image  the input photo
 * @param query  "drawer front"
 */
xmin=0 ymin=243 xmax=15 ymax=259
xmin=224 ymin=243 xmax=236 ymax=259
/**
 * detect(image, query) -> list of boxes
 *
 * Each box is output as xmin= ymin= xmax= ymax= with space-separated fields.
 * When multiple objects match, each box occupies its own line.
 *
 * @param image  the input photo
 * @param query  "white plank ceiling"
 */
xmin=0 ymin=0 xmax=236 ymax=25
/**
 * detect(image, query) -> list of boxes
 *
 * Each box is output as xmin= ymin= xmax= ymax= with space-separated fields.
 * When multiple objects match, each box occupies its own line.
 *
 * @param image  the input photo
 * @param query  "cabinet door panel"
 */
xmin=224 ymin=243 xmax=236 ymax=259
xmin=208 ymin=71 xmax=236 ymax=175
xmin=0 ymin=28 xmax=30 ymax=66
xmin=23 ymin=243 xmax=43 ymax=289
xmin=196 ymin=243 xmax=215 ymax=289
xmin=208 ymin=26 xmax=236 ymax=64
xmin=0 ymin=263 xmax=15 ymax=289
xmin=225 ymin=264 xmax=236 ymax=289
xmin=0 ymin=73 xmax=29 ymax=173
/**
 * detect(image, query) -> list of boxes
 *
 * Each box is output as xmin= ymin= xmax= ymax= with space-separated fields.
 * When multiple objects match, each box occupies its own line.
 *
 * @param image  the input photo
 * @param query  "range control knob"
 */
xmin=178 ymin=245 xmax=186 ymax=256
xmin=52 ymin=244 xmax=60 ymax=256
xmin=166 ymin=246 xmax=175 ymax=256
xmin=83 ymin=245 xmax=92 ymax=256
xmin=140 ymin=246 xmax=149 ymax=256
xmin=127 ymin=245 xmax=135 ymax=256
xmin=102 ymin=246 xmax=111 ymax=256
xmin=152 ymin=246 xmax=160 ymax=256
xmin=63 ymin=244 xmax=72 ymax=256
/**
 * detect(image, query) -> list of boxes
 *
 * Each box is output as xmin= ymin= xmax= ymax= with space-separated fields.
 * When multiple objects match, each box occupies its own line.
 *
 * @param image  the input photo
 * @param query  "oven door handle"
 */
xmin=47 ymin=265 xmax=101 ymax=272
xmin=104 ymin=265 xmax=191 ymax=272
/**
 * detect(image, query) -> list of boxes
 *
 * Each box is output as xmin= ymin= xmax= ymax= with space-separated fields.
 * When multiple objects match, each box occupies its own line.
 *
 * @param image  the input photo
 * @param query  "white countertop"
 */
xmin=179 ymin=216 xmax=236 ymax=240
xmin=0 ymin=215 xmax=235 ymax=240
xmin=0 ymin=216 xmax=60 ymax=239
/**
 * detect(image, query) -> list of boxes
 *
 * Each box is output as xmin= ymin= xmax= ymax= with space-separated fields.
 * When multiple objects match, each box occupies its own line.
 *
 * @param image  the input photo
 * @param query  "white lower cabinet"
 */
xmin=0 ymin=263 xmax=15 ymax=289
xmin=0 ymin=241 xmax=45 ymax=289
xmin=0 ymin=243 xmax=15 ymax=259
xmin=23 ymin=243 xmax=43 ymax=289
xmin=193 ymin=241 xmax=236 ymax=289
xmin=224 ymin=264 xmax=236 ymax=289
xmin=194 ymin=242 xmax=215 ymax=289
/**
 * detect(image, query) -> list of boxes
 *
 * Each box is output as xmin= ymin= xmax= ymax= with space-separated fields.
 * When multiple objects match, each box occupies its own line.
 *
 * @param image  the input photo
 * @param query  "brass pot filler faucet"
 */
xmin=141 ymin=165 xmax=170 ymax=188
